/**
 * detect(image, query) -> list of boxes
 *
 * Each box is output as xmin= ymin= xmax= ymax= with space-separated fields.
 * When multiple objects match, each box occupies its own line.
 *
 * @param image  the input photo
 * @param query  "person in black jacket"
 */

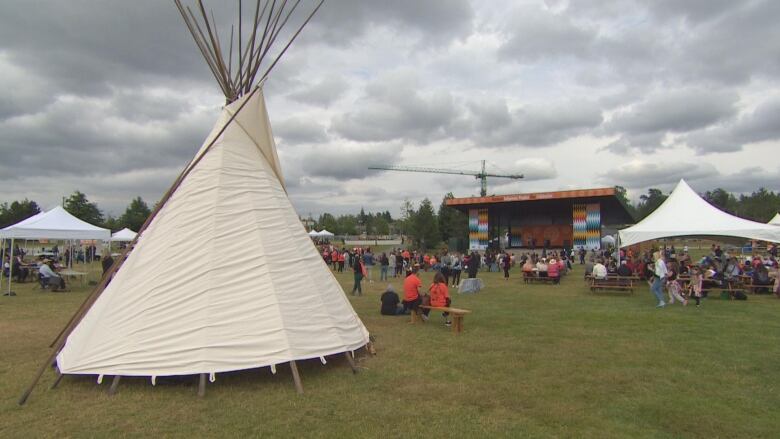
xmin=467 ymin=251 xmax=480 ymax=278
xmin=380 ymin=285 xmax=402 ymax=315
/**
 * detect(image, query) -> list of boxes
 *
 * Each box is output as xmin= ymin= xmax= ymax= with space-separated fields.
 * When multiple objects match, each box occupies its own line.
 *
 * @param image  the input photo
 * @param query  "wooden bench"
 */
xmin=523 ymin=272 xmax=559 ymax=284
xmin=590 ymin=276 xmax=635 ymax=294
xmin=415 ymin=306 xmax=472 ymax=334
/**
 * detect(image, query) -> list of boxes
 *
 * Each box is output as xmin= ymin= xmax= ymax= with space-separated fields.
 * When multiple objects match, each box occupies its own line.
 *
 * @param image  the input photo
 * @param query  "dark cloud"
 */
xmin=331 ymin=71 xmax=459 ymax=143
xmin=464 ymin=98 xmax=603 ymax=147
xmin=299 ymin=144 xmax=403 ymax=181
xmin=685 ymin=97 xmax=780 ymax=154
xmin=498 ymin=7 xmax=596 ymax=62
xmin=273 ymin=117 xmax=328 ymax=145
xmin=286 ymin=76 xmax=349 ymax=108
xmin=600 ymin=88 xmax=738 ymax=154
xmin=306 ymin=0 xmax=474 ymax=46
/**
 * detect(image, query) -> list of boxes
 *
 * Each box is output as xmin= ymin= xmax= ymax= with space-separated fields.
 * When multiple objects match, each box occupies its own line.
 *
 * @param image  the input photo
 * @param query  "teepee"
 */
xmin=20 ymin=0 xmax=370 ymax=405
xmin=769 ymin=213 xmax=780 ymax=226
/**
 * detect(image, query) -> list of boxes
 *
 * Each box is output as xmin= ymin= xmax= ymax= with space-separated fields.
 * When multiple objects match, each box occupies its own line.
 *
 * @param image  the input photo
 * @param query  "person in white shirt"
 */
xmin=651 ymin=251 xmax=667 ymax=307
xmin=39 ymin=260 xmax=66 ymax=291
xmin=592 ymin=260 xmax=608 ymax=280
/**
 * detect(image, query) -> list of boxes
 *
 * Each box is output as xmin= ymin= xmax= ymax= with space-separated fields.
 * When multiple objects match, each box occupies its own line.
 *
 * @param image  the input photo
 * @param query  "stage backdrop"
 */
xmin=573 ymin=203 xmax=601 ymax=249
xmin=468 ymin=208 xmax=489 ymax=250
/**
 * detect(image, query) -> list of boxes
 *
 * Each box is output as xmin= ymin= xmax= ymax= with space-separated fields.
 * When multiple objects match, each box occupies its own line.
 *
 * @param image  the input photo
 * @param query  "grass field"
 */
xmin=1 ymin=262 xmax=779 ymax=438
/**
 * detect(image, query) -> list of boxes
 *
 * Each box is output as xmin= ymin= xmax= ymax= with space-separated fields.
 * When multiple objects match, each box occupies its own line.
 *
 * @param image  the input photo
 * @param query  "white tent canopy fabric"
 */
xmin=769 ymin=213 xmax=780 ymax=225
xmin=308 ymin=229 xmax=319 ymax=237
xmin=619 ymin=179 xmax=780 ymax=247
xmin=0 ymin=206 xmax=110 ymax=240
xmin=601 ymin=235 xmax=616 ymax=245
xmin=317 ymin=229 xmax=335 ymax=237
xmin=56 ymin=89 xmax=370 ymax=377
xmin=110 ymin=228 xmax=137 ymax=242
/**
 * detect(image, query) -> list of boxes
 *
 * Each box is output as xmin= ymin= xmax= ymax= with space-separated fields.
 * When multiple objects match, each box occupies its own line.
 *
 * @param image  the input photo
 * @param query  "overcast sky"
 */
xmin=1 ymin=0 xmax=779 ymax=218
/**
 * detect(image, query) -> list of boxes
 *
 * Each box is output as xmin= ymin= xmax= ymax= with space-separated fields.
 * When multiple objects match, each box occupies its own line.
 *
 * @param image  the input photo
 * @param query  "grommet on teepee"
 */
xmin=17 ymin=0 xmax=371 ymax=406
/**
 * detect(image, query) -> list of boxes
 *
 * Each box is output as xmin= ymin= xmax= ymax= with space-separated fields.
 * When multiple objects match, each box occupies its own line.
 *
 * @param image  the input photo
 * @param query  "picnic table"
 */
xmin=522 ymin=271 xmax=558 ymax=284
xmin=587 ymin=274 xmax=639 ymax=294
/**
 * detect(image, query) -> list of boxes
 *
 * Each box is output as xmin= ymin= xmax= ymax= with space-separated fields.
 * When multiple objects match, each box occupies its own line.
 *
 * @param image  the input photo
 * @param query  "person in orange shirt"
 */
xmin=424 ymin=271 xmax=451 ymax=326
xmin=423 ymin=254 xmax=431 ymax=271
xmin=402 ymin=266 xmax=422 ymax=315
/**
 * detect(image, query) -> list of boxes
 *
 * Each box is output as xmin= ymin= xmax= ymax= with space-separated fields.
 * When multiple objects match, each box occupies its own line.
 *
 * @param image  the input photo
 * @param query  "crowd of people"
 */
xmin=581 ymin=243 xmax=780 ymax=307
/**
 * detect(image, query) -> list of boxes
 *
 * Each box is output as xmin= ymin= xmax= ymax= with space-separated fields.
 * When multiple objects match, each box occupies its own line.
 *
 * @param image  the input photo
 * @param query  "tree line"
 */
xmin=616 ymin=185 xmax=780 ymax=222
xmin=2 ymin=185 xmax=778 ymax=247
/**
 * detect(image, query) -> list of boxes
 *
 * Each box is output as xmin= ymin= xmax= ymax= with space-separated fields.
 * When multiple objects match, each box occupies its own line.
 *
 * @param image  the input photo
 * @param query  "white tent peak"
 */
xmin=769 ymin=213 xmax=780 ymax=225
xmin=618 ymin=179 xmax=780 ymax=247
xmin=111 ymin=228 xmax=137 ymax=242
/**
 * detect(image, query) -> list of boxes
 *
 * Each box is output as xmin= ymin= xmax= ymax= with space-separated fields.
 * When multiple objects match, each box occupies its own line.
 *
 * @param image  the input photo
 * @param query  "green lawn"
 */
xmin=1 ymin=262 xmax=779 ymax=438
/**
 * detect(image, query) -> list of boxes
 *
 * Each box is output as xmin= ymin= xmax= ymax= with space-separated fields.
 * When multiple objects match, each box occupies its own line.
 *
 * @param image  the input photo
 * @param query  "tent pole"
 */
xmin=197 ymin=373 xmax=206 ymax=397
xmin=6 ymin=238 xmax=14 ymax=297
xmin=289 ymin=361 xmax=304 ymax=394
xmin=1 ymin=238 xmax=5 ymax=294
xmin=108 ymin=375 xmax=121 ymax=395
xmin=344 ymin=352 xmax=358 ymax=374
xmin=49 ymin=371 xmax=64 ymax=390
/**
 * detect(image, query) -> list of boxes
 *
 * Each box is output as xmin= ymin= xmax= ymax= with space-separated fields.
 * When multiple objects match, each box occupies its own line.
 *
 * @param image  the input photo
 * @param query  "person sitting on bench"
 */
xmin=547 ymin=258 xmax=560 ymax=283
xmin=402 ymin=266 xmax=423 ymax=317
xmin=616 ymin=260 xmax=632 ymax=277
xmin=423 ymin=272 xmax=451 ymax=326
xmin=592 ymin=259 xmax=608 ymax=280
xmin=39 ymin=259 xmax=66 ymax=291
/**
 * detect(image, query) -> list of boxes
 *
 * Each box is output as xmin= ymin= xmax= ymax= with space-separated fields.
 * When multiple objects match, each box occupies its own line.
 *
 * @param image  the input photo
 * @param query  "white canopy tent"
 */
xmin=769 ymin=213 xmax=780 ymax=226
xmin=618 ymin=180 xmax=780 ymax=248
xmin=601 ymin=235 xmax=616 ymax=246
xmin=110 ymin=228 xmax=137 ymax=242
xmin=308 ymin=229 xmax=320 ymax=237
xmin=317 ymin=229 xmax=335 ymax=238
xmin=0 ymin=206 xmax=110 ymax=295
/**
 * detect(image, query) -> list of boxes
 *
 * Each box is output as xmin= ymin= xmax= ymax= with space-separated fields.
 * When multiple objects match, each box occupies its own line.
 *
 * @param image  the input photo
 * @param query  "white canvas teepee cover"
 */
xmin=57 ymin=89 xmax=369 ymax=377
xmin=769 ymin=213 xmax=780 ymax=225
xmin=619 ymin=179 xmax=780 ymax=247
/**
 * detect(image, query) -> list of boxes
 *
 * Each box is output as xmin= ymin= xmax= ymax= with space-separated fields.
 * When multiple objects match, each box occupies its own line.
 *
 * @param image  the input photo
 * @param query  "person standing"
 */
xmin=363 ymin=249 xmax=374 ymax=283
xmin=651 ymin=251 xmax=667 ymax=308
xmin=502 ymin=252 xmax=511 ymax=281
xmin=388 ymin=252 xmax=396 ymax=278
xmin=351 ymin=257 xmax=365 ymax=296
xmin=379 ymin=252 xmax=389 ymax=281
xmin=451 ymin=253 xmax=462 ymax=287
xmin=468 ymin=251 xmax=480 ymax=278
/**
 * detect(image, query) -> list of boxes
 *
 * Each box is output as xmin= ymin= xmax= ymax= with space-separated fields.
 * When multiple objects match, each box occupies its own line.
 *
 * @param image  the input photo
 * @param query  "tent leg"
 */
xmin=289 ymin=361 xmax=304 ymax=394
xmin=197 ymin=373 xmax=206 ymax=397
xmin=344 ymin=352 xmax=358 ymax=374
xmin=6 ymin=238 xmax=14 ymax=297
xmin=50 ymin=372 xmax=64 ymax=390
xmin=108 ymin=375 xmax=121 ymax=395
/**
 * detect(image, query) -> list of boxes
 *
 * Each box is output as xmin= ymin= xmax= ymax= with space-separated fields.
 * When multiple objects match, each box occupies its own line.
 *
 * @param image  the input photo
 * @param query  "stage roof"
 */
xmin=445 ymin=187 xmax=635 ymax=225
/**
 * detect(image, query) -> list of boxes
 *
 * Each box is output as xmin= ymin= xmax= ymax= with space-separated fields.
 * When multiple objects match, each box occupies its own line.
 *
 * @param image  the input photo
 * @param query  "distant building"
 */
xmin=445 ymin=187 xmax=634 ymax=251
xmin=300 ymin=216 xmax=316 ymax=231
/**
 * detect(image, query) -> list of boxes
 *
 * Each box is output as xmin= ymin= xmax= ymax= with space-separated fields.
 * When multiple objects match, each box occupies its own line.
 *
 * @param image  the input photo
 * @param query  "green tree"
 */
xmin=636 ymin=188 xmax=667 ymax=220
xmin=119 ymin=196 xmax=151 ymax=232
xmin=0 ymin=199 xmax=41 ymax=228
xmin=736 ymin=188 xmax=780 ymax=222
xmin=614 ymin=185 xmax=637 ymax=219
xmin=397 ymin=199 xmax=416 ymax=236
xmin=703 ymin=188 xmax=737 ymax=213
xmin=414 ymin=198 xmax=440 ymax=251
xmin=336 ymin=215 xmax=358 ymax=235
xmin=317 ymin=213 xmax=338 ymax=232
xmin=63 ymin=191 xmax=104 ymax=225
xmin=438 ymin=192 xmax=467 ymax=243
xmin=372 ymin=215 xmax=390 ymax=235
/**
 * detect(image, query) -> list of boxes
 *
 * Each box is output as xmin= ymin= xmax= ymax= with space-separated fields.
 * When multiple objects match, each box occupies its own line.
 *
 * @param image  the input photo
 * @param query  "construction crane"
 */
xmin=368 ymin=160 xmax=523 ymax=197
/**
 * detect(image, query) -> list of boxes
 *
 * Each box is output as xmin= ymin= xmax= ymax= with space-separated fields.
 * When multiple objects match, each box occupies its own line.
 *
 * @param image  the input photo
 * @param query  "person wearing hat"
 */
xmin=39 ymin=259 xmax=66 ymax=292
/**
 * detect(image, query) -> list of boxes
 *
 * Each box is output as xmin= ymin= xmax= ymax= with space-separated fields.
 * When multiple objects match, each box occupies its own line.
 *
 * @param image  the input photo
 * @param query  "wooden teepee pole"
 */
xmin=18 ymin=86 xmax=263 ymax=406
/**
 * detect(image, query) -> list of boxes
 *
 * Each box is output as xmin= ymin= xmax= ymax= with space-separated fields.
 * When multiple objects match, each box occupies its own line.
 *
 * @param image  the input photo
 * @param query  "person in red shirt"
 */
xmin=424 ymin=271 xmax=452 ymax=326
xmin=402 ymin=266 xmax=422 ymax=315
